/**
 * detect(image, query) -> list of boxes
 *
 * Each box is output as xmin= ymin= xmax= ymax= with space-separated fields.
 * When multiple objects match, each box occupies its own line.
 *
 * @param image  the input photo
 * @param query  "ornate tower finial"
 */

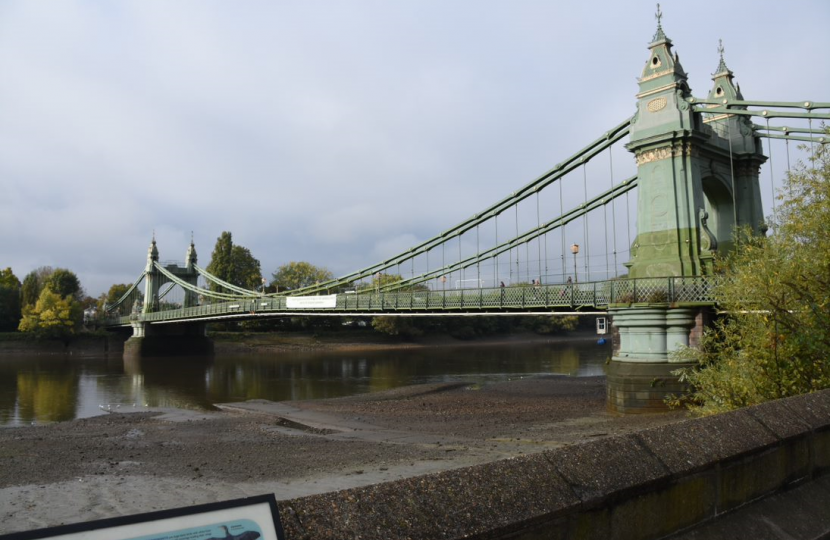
xmin=652 ymin=3 xmax=668 ymax=43
xmin=714 ymin=38 xmax=731 ymax=75
xmin=190 ymin=230 xmax=194 ymax=246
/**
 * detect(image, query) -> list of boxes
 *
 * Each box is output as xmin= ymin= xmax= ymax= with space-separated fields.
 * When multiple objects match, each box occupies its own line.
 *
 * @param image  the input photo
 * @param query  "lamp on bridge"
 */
xmin=571 ymin=244 xmax=579 ymax=283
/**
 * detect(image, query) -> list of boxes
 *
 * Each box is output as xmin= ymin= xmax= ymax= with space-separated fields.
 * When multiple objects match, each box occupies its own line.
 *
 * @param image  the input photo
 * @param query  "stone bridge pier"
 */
xmin=607 ymin=306 xmax=712 ymax=413
xmin=125 ymin=320 xmax=213 ymax=358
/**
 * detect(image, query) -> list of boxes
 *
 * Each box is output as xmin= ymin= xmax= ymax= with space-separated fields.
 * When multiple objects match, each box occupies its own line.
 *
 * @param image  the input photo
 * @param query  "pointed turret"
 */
xmin=707 ymin=40 xmax=744 ymax=103
xmin=629 ymin=4 xmax=696 ymax=143
xmin=143 ymin=238 xmax=161 ymax=313
xmin=146 ymin=238 xmax=159 ymax=272
xmin=185 ymin=239 xmax=198 ymax=271
xmin=639 ymin=3 xmax=689 ymax=96
xmin=699 ymin=39 xmax=767 ymax=237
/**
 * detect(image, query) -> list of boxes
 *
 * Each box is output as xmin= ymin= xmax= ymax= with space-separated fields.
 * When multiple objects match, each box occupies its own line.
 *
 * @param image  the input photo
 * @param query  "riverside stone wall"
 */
xmin=278 ymin=389 xmax=830 ymax=539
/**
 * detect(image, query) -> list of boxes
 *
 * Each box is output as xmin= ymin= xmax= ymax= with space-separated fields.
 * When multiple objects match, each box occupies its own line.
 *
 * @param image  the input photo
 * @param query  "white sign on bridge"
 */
xmin=285 ymin=294 xmax=337 ymax=309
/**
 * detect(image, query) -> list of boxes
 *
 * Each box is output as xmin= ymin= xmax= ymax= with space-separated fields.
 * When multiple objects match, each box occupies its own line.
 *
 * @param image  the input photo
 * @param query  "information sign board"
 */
xmin=285 ymin=295 xmax=337 ymax=309
xmin=0 ymin=494 xmax=284 ymax=540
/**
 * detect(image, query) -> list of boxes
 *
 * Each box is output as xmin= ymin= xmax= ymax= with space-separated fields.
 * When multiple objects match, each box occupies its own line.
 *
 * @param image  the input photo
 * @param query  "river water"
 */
xmin=0 ymin=339 xmax=610 ymax=427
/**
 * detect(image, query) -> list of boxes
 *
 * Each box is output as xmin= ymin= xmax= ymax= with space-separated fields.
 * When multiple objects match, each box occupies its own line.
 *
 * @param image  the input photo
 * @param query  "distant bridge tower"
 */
xmin=608 ymin=14 xmax=766 ymax=413
xmin=127 ymin=238 xmax=211 ymax=357
xmin=140 ymin=238 xmax=201 ymax=314
xmin=141 ymin=238 xmax=160 ymax=315
xmin=183 ymin=240 xmax=200 ymax=308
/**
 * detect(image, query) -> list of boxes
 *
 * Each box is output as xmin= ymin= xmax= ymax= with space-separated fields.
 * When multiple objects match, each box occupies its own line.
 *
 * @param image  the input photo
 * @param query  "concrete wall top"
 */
xmin=278 ymin=389 xmax=830 ymax=540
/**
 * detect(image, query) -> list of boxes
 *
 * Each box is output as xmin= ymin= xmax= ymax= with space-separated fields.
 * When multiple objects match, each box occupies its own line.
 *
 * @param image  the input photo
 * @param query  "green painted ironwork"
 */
xmin=103 ymin=275 xmax=720 ymax=326
xmin=693 ymin=105 xmax=830 ymax=121
xmin=103 ymin=272 xmax=145 ymax=314
xmin=688 ymin=98 xmax=830 ymax=110
xmin=153 ymin=261 xmax=256 ymax=301
xmin=193 ymin=263 xmax=261 ymax=296
xmin=282 ymin=117 xmax=632 ymax=297
xmin=378 ymin=175 xmax=638 ymax=293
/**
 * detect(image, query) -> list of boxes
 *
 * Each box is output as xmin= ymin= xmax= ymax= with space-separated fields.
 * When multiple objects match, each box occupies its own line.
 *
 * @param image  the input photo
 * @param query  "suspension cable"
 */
xmin=785 ymin=131 xmax=792 ymax=197
xmin=476 ymin=224 xmax=481 ymax=287
xmin=513 ymin=204 xmax=519 ymax=282
xmin=766 ymin=117 xmax=777 ymax=230
xmin=603 ymin=197 xmax=610 ymax=280
xmin=726 ymin=117 xmax=738 ymax=232
xmin=458 ymin=234 xmax=463 ymax=284
xmin=378 ymin=176 xmax=638 ymax=292
xmin=626 ymin=190 xmax=632 ymax=263
xmin=156 ymin=262 xmax=253 ymax=300
xmin=285 ymin=117 xmax=632 ymax=296
xmin=194 ymin=264 xmax=259 ymax=296
xmin=809 ymin=117 xmax=816 ymax=161
xmin=609 ymin=147 xmax=618 ymax=276
xmin=559 ymin=169 xmax=565 ymax=282
xmin=494 ymin=213 xmax=499 ymax=286
xmin=536 ymin=191 xmax=542 ymax=283
xmin=583 ymin=163 xmax=589 ymax=280
xmin=105 ymin=272 xmax=146 ymax=313
xmin=442 ymin=240 xmax=446 ymax=290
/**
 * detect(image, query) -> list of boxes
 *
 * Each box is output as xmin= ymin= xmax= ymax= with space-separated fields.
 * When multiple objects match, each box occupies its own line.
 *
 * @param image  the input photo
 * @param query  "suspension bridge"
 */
xmin=103 ymin=14 xmax=827 ymax=412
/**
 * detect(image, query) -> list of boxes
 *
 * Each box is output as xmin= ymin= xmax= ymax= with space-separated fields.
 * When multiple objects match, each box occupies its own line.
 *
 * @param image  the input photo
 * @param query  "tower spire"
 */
xmin=708 ymin=38 xmax=743 ymax=102
xmin=714 ymin=39 xmax=732 ymax=76
xmin=652 ymin=3 xmax=668 ymax=43
xmin=636 ymin=4 xmax=689 ymax=104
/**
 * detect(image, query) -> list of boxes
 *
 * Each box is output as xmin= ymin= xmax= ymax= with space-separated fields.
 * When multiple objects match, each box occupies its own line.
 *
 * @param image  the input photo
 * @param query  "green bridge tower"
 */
xmin=125 ymin=238 xmax=212 ymax=357
xmin=607 ymin=13 xmax=766 ymax=413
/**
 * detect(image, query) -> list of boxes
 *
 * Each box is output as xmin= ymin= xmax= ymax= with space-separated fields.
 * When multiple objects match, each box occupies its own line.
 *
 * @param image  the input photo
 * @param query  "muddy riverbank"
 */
xmin=0 ymin=375 xmax=685 ymax=535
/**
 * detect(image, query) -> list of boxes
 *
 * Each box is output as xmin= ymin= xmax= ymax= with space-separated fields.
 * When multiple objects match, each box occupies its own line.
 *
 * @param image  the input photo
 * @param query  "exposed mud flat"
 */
xmin=0 ymin=376 xmax=685 ymax=535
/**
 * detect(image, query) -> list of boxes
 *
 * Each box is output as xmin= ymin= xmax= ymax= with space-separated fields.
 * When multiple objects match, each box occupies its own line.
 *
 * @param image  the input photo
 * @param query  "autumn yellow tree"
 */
xmin=18 ymin=286 xmax=82 ymax=339
xmin=673 ymin=145 xmax=830 ymax=415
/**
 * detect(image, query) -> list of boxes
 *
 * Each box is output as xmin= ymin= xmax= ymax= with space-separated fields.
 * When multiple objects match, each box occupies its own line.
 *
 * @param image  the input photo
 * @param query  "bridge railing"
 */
xmin=103 ymin=276 xmax=720 ymax=326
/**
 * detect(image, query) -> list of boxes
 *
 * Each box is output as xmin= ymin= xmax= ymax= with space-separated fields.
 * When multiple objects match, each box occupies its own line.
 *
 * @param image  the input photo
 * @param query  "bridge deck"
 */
xmin=105 ymin=276 xmax=718 ymax=326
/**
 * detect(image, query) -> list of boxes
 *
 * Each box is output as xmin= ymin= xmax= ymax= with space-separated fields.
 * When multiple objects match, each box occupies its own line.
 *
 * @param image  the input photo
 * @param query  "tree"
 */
xmin=18 ymin=286 xmax=83 ymax=340
xmin=359 ymin=273 xmax=429 ymax=293
xmin=229 ymin=245 xmax=263 ymax=290
xmin=205 ymin=232 xmax=263 ymax=291
xmin=523 ymin=315 xmax=579 ymax=334
xmin=0 ymin=267 xmax=21 ymax=332
xmin=21 ymin=266 xmax=52 ymax=308
xmin=98 ymin=283 xmax=131 ymax=311
xmin=206 ymin=232 xmax=234 ymax=292
xmin=46 ymin=268 xmax=83 ymax=301
xmin=371 ymin=316 xmax=424 ymax=339
xmin=673 ymin=146 xmax=830 ymax=416
xmin=271 ymin=261 xmax=333 ymax=291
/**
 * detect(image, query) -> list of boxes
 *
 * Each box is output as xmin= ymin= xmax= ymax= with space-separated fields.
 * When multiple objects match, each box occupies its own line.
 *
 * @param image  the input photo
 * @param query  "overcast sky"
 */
xmin=1 ymin=0 xmax=828 ymax=297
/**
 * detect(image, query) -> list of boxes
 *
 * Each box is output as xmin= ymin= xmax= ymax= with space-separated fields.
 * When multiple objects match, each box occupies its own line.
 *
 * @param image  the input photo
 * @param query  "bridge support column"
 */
xmin=124 ymin=322 xmax=213 ymax=358
xmin=607 ymin=306 xmax=704 ymax=414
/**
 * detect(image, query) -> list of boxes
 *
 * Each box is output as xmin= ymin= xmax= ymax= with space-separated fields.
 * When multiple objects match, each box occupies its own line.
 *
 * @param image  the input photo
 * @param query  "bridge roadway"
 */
xmin=105 ymin=275 xmax=717 ymax=327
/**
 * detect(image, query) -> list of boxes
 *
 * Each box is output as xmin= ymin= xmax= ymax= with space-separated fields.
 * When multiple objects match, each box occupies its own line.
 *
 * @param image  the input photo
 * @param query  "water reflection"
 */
xmin=0 ymin=341 xmax=610 ymax=426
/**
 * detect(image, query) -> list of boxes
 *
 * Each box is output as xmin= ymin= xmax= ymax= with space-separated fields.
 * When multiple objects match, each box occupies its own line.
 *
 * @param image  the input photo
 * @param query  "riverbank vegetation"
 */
xmin=672 ymin=145 xmax=830 ymax=416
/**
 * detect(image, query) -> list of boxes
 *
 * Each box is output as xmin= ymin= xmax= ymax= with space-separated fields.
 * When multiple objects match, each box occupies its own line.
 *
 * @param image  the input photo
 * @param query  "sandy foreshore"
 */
xmin=0 ymin=375 xmax=686 ymax=536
